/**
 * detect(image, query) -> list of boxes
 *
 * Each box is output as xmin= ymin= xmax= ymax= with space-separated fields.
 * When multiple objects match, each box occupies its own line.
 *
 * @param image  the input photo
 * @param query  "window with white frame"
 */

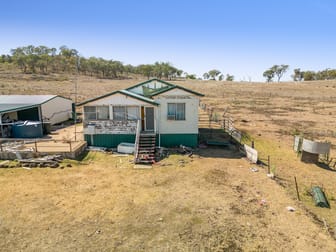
xmin=127 ymin=106 xmax=139 ymax=120
xmin=84 ymin=106 xmax=109 ymax=120
xmin=97 ymin=106 xmax=109 ymax=120
xmin=112 ymin=106 xmax=126 ymax=120
xmin=167 ymin=103 xmax=185 ymax=120
xmin=112 ymin=106 xmax=139 ymax=121
xmin=84 ymin=106 xmax=96 ymax=120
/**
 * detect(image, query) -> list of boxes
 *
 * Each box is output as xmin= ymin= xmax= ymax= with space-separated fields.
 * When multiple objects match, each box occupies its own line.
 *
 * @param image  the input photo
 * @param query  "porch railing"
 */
xmin=134 ymin=119 xmax=141 ymax=162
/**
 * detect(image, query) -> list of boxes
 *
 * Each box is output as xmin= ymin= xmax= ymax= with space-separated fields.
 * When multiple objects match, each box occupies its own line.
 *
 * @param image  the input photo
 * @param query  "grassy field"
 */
xmin=1 ymin=150 xmax=335 ymax=251
xmin=1 ymin=68 xmax=336 ymax=250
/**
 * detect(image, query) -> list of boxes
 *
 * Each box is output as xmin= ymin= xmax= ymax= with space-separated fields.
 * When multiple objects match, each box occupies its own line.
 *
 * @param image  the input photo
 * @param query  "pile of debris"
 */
xmin=19 ymin=155 xmax=64 ymax=168
xmin=0 ymin=141 xmax=34 ymax=152
xmin=0 ymin=154 xmax=72 ymax=169
xmin=0 ymin=160 xmax=13 ymax=168
xmin=11 ymin=155 xmax=63 ymax=168
xmin=178 ymin=145 xmax=193 ymax=157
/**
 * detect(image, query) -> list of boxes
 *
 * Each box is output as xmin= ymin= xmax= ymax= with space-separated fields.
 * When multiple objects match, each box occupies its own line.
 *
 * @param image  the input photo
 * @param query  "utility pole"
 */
xmin=74 ymin=56 xmax=80 ymax=141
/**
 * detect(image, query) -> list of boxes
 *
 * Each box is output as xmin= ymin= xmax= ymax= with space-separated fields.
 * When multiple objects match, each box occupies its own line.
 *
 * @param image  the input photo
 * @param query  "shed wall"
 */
xmin=41 ymin=97 xmax=72 ymax=125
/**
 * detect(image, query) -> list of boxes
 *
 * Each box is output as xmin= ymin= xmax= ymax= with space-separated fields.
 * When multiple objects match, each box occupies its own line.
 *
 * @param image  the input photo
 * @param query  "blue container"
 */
xmin=12 ymin=121 xmax=43 ymax=138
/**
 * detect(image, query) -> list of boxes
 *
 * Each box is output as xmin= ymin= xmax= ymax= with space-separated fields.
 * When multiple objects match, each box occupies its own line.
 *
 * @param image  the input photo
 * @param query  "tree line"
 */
xmin=291 ymin=68 xmax=336 ymax=81
xmin=0 ymin=45 xmax=235 ymax=81
xmin=0 ymin=45 xmax=185 ymax=80
xmin=263 ymin=64 xmax=336 ymax=82
xmin=2 ymin=45 xmax=335 ymax=82
xmin=202 ymin=69 xmax=234 ymax=81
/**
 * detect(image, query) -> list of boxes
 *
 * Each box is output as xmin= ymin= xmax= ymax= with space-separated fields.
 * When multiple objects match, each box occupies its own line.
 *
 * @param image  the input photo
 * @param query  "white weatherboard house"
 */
xmin=79 ymin=79 xmax=204 ymax=150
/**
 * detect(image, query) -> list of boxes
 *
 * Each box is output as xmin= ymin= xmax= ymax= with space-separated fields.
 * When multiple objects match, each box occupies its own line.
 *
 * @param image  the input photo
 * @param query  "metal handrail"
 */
xmin=134 ymin=119 xmax=141 ymax=162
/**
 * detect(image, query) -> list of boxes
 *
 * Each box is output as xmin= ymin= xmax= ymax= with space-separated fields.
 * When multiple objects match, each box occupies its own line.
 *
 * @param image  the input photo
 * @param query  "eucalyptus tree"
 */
xmin=208 ymin=69 xmax=221 ymax=80
xmin=263 ymin=69 xmax=275 ymax=82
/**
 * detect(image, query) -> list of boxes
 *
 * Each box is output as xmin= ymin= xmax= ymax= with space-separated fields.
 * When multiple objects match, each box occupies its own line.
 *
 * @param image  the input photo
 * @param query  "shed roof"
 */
xmin=0 ymin=103 xmax=40 ymax=113
xmin=0 ymin=95 xmax=71 ymax=105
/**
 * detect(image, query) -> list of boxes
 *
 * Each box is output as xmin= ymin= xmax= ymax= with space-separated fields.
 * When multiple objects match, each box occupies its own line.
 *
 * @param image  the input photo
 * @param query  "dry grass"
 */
xmin=1 ymin=69 xmax=336 ymax=250
xmin=1 ymin=150 xmax=335 ymax=251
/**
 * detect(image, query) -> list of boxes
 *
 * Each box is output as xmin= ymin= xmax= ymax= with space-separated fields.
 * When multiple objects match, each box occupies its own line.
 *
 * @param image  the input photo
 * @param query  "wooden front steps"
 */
xmin=135 ymin=133 xmax=156 ymax=164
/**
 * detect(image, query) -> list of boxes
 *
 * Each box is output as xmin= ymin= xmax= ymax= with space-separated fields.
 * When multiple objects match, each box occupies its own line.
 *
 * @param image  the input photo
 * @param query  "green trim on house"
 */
xmin=84 ymin=133 xmax=199 ymax=148
xmin=84 ymin=134 xmax=135 ymax=148
xmin=149 ymin=86 xmax=175 ymax=96
xmin=77 ymin=90 xmax=158 ymax=106
xmin=151 ymin=84 xmax=204 ymax=97
xmin=126 ymin=78 xmax=204 ymax=97
xmin=125 ymin=78 xmax=169 ymax=90
xmin=78 ymin=78 xmax=204 ymax=107
xmin=157 ymin=133 xmax=199 ymax=148
xmin=77 ymin=91 xmax=119 ymax=106
xmin=119 ymin=90 xmax=158 ymax=105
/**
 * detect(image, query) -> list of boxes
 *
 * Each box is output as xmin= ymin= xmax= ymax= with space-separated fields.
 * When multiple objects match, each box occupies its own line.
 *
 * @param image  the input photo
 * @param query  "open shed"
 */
xmin=0 ymin=95 xmax=73 ymax=138
xmin=0 ymin=95 xmax=73 ymax=125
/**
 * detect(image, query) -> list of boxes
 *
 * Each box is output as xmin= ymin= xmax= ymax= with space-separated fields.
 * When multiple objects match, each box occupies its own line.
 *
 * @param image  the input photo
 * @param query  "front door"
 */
xmin=141 ymin=107 xmax=145 ymax=131
xmin=145 ymin=107 xmax=154 ymax=131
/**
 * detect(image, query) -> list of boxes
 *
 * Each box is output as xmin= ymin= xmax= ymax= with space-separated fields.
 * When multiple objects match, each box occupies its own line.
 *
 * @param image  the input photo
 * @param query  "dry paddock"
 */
xmin=1 ymin=72 xmax=336 ymax=250
xmin=0 ymin=149 xmax=336 ymax=251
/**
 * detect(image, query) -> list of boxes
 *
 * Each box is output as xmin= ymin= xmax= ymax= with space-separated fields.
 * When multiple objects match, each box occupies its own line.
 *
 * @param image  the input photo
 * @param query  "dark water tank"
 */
xmin=12 ymin=121 xmax=43 ymax=138
xmin=42 ymin=122 xmax=52 ymax=134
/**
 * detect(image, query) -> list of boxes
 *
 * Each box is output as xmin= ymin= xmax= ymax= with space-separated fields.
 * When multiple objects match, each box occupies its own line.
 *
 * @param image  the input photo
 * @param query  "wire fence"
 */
xmin=200 ymin=103 xmax=248 ymax=144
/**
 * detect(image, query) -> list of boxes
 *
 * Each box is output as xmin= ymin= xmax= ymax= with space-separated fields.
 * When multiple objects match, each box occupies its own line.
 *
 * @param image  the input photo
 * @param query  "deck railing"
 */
xmin=134 ymin=119 xmax=141 ymax=162
xmin=0 ymin=138 xmax=84 ymax=153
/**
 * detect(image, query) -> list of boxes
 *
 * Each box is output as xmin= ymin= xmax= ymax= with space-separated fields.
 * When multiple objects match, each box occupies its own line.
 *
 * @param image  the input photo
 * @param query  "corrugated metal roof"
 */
xmin=119 ymin=90 xmax=159 ymax=105
xmin=0 ymin=95 xmax=58 ymax=104
xmin=77 ymin=90 xmax=159 ymax=106
xmin=0 ymin=103 xmax=40 ymax=113
xmin=126 ymin=78 xmax=204 ymax=97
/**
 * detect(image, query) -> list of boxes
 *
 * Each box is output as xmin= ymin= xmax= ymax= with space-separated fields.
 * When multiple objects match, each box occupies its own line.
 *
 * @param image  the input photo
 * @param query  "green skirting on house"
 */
xmin=84 ymin=134 xmax=135 ymax=148
xmin=84 ymin=133 xmax=199 ymax=148
xmin=157 ymin=133 xmax=198 ymax=148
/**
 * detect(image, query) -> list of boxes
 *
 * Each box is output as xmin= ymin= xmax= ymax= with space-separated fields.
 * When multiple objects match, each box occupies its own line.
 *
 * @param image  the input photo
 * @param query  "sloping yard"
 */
xmin=0 ymin=149 xmax=335 ymax=251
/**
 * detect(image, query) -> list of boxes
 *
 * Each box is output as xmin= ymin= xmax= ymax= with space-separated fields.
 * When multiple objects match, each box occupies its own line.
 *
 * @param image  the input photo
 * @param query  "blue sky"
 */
xmin=1 ymin=0 xmax=336 ymax=81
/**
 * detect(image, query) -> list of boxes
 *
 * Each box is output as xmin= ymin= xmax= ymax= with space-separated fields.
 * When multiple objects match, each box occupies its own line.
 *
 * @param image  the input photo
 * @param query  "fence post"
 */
xmin=34 ymin=140 xmax=38 ymax=152
xmin=0 ymin=143 xmax=2 ymax=152
xmin=267 ymin=155 xmax=270 ymax=174
xmin=69 ymin=141 xmax=72 ymax=152
xmin=251 ymin=141 xmax=254 ymax=149
xmin=294 ymin=176 xmax=301 ymax=201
